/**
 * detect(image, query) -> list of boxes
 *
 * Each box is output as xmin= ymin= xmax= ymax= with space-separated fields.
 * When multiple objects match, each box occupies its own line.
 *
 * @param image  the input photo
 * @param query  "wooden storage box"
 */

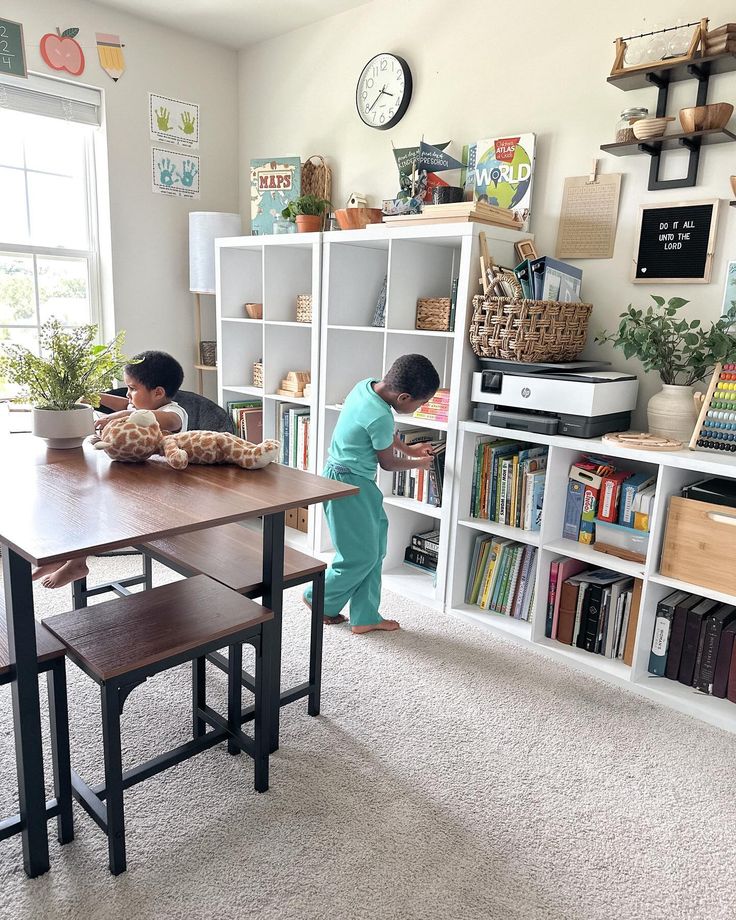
xmin=660 ymin=496 xmax=736 ymax=595
xmin=297 ymin=507 xmax=308 ymax=533
xmin=285 ymin=507 xmax=299 ymax=530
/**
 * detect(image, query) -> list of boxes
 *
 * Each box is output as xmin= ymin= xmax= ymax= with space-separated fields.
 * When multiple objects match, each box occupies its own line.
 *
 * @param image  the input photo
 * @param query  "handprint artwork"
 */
xmin=180 ymin=111 xmax=196 ymax=135
xmin=155 ymin=106 xmax=172 ymax=131
xmin=179 ymin=160 xmax=198 ymax=188
xmin=152 ymin=147 xmax=200 ymax=198
xmin=157 ymin=158 xmax=177 ymax=186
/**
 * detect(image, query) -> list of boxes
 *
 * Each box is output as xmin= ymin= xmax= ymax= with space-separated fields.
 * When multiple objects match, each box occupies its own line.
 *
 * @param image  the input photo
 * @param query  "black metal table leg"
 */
xmin=261 ymin=511 xmax=285 ymax=754
xmin=227 ymin=643 xmax=242 ymax=756
xmin=101 ymin=682 xmax=126 ymax=876
xmin=2 ymin=545 xmax=50 ymax=878
xmin=47 ymin=663 xmax=74 ymax=845
xmin=308 ymin=570 xmax=325 ymax=717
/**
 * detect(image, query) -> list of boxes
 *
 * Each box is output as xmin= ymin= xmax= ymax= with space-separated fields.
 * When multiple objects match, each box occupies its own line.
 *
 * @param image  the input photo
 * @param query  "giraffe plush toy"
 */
xmin=88 ymin=409 xmax=280 ymax=470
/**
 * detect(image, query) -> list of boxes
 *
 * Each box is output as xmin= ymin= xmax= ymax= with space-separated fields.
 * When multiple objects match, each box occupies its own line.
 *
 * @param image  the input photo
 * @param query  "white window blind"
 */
xmin=0 ymin=72 xmax=101 ymax=126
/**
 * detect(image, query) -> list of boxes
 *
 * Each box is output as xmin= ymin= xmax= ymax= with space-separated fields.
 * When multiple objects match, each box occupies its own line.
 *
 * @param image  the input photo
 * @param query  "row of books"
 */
xmin=563 ymin=456 xmax=655 ymax=545
xmin=403 ymin=528 xmax=440 ymax=573
xmin=513 ymin=256 xmax=582 ymax=303
xmin=413 ymin=388 xmax=450 ymax=423
xmin=648 ymin=591 xmax=736 ymax=701
xmin=546 ymin=562 xmax=641 ymax=662
xmin=278 ymin=404 xmax=309 ymax=471
xmin=465 ymin=535 xmax=537 ymax=621
xmin=226 ymin=399 xmax=263 ymax=443
xmin=469 ymin=438 xmax=547 ymax=531
xmin=392 ymin=429 xmax=446 ymax=507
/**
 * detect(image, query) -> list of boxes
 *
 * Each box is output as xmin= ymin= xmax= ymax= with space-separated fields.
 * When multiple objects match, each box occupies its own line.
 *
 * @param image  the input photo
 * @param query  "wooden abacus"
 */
xmin=689 ymin=363 xmax=736 ymax=452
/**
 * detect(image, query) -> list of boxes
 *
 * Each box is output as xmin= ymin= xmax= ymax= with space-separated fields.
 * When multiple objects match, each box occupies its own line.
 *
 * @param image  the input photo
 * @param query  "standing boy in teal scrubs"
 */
xmin=305 ymin=354 xmax=440 ymax=634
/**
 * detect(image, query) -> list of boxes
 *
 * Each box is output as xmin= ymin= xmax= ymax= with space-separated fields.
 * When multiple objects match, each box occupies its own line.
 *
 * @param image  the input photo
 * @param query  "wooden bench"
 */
xmin=0 ymin=610 xmax=73 ymax=850
xmin=141 ymin=523 xmax=327 ymax=718
xmin=44 ymin=575 xmax=273 ymax=876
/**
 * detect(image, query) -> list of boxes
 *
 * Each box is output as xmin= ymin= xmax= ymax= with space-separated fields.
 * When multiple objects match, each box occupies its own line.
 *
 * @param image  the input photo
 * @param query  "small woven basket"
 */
xmin=469 ymin=296 xmax=593 ymax=363
xmin=199 ymin=341 xmax=216 ymax=367
xmin=253 ymin=361 xmax=263 ymax=389
xmin=296 ymin=294 xmax=312 ymax=324
xmin=301 ymin=155 xmax=331 ymax=230
xmin=416 ymin=297 xmax=452 ymax=332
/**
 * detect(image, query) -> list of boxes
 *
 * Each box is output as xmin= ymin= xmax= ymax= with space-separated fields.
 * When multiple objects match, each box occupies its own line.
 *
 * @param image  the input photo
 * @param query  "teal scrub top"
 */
xmin=329 ymin=378 xmax=394 ymax=479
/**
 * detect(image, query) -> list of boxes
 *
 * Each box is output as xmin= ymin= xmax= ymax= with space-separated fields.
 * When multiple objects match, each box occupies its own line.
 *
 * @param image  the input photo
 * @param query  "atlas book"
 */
xmin=462 ymin=134 xmax=536 ymax=231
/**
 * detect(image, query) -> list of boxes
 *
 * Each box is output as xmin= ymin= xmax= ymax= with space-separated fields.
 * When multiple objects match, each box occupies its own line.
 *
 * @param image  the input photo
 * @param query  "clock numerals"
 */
xmin=356 ymin=53 xmax=412 ymax=130
xmin=380 ymin=58 xmax=387 ymax=71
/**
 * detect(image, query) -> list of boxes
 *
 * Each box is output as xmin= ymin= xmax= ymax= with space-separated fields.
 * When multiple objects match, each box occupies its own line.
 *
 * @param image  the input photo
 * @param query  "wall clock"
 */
xmin=356 ymin=53 xmax=412 ymax=130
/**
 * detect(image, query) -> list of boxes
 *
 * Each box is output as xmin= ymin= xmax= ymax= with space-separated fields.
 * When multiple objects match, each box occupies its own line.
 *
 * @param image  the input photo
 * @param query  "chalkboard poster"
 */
xmin=633 ymin=199 xmax=719 ymax=284
xmin=0 ymin=19 xmax=26 ymax=79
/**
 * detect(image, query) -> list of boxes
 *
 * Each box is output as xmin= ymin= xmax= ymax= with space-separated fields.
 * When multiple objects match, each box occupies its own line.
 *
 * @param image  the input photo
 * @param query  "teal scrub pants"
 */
xmin=304 ymin=462 xmax=387 ymax=626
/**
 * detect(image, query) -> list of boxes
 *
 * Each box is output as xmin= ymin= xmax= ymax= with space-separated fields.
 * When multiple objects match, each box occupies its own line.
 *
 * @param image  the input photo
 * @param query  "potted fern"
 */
xmin=281 ymin=194 xmax=331 ymax=233
xmin=0 ymin=320 xmax=131 ymax=448
xmin=597 ymin=296 xmax=736 ymax=441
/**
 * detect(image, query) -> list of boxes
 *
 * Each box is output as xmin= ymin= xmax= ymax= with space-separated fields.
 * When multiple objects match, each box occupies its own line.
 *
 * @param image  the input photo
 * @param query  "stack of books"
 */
xmin=383 ymin=201 xmax=521 ymax=229
xmin=403 ymin=528 xmax=440 ymax=573
xmin=648 ymin=590 xmax=736 ymax=700
xmin=465 ymin=536 xmax=537 ymax=620
xmin=392 ymin=429 xmax=446 ymax=507
xmin=226 ymin=398 xmax=262 ymax=442
xmin=469 ymin=438 xmax=547 ymax=531
xmin=278 ymin=404 xmax=309 ymax=471
xmin=413 ymin=388 xmax=450 ymax=423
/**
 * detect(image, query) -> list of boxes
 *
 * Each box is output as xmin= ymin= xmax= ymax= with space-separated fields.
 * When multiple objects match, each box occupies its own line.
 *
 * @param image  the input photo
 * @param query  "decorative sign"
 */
xmin=149 ymin=93 xmax=199 ymax=149
xmin=0 ymin=18 xmax=27 ymax=77
xmin=151 ymin=147 xmax=200 ymax=199
xmin=556 ymin=172 xmax=622 ymax=260
xmin=40 ymin=27 xmax=85 ymax=77
xmin=633 ymin=200 xmax=719 ymax=283
xmin=96 ymin=32 xmax=125 ymax=82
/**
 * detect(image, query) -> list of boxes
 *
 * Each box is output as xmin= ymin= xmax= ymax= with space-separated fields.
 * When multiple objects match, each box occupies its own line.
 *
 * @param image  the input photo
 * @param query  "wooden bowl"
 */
xmin=632 ymin=116 xmax=675 ymax=140
xmin=244 ymin=302 xmax=263 ymax=319
xmin=334 ymin=208 xmax=384 ymax=230
xmin=679 ymin=102 xmax=734 ymax=133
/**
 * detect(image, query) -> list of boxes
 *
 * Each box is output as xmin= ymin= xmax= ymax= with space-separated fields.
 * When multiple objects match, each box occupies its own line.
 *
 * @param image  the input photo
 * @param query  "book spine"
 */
xmin=648 ymin=599 xmax=675 ymax=676
xmin=412 ymin=535 xmax=440 ymax=553
xmin=598 ymin=478 xmax=621 ymax=523
xmin=573 ymin=584 xmax=588 ymax=647
xmin=502 ymin=547 xmax=523 ymax=616
xmin=563 ymin=480 xmax=584 ymax=540
xmin=545 ymin=561 xmax=560 ymax=638
xmin=692 ymin=617 xmax=711 ymax=692
xmin=694 ymin=617 xmax=722 ymax=693
xmin=582 ymin=584 xmax=603 ymax=653
xmin=498 ymin=460 xmax=510 ymax=524
xmin=404 ymin=546 xmax=438 ymax=571
xmin=714 ymin=630 xmax=736 ymax=698
xmin=578 ymin=484 xmax=598 ymax=545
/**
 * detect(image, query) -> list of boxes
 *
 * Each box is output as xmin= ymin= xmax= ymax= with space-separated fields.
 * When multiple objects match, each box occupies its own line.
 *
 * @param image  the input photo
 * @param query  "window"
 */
xmin=0 ymin=77 xmax=103 ymax=397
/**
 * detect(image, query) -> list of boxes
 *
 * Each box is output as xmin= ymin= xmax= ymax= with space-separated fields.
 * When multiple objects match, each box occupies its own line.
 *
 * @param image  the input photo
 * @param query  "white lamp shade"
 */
xmin=189 ymin=211 xmax=242 ymax=294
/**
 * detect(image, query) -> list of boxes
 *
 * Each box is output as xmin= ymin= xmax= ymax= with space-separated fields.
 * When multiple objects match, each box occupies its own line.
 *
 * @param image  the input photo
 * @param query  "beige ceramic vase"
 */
xmin=32 ymin=405 xmax=94 ymax=448
xmin=647 ymin=384 xmax=698 ymax=443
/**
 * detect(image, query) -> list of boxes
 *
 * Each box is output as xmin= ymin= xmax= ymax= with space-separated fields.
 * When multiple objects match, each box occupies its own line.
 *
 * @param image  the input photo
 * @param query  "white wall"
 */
xmin=4 ymin=0 xmax=239 ymax=392
xmin=239 ymin=0 xmax=736 ymax=425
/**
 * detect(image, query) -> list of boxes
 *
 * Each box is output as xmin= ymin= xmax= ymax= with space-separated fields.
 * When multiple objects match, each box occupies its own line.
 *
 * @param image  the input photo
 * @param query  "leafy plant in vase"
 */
xmin=597 ymin=296 xmax=736 ymax=442
xmin=0 ymin=320 xmax=131 ymax=448
xmin=281 ymin=194 xmax=331 ymax=233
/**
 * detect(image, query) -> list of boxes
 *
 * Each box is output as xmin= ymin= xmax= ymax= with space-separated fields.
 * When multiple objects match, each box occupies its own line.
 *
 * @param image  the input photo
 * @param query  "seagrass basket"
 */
xmin=296 ymin=294 xmax=312 ymax=323
xmin=301 ymin=155 xmax=331 ymax=230
xmin=253 ymin=361 xmax=263 ymax=388
xmin=469 ymin=295 xmax=593 ymax=363
xmin=416 ymin=297 xmax=451 ymax=331
xmin=199 ymin=341 xmax=216 ymax=367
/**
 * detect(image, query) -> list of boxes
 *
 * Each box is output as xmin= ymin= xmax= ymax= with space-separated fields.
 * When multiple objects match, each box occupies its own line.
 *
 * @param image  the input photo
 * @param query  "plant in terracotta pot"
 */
xmin=597 ymin=296 xmax=736 ymax=442
xmin=0 ymin=319 xmax=131 ymax=448
xmin=281 ymin=194 xmax=331 ymax=233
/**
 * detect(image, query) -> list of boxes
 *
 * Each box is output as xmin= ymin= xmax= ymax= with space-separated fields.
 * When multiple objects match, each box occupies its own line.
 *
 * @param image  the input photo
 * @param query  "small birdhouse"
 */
xmin=346 ymin=192 xmax=368 ymax=208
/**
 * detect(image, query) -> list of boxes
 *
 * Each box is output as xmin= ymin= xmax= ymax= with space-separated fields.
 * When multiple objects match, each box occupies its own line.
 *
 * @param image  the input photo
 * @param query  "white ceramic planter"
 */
xmin=647 ymin=383 xmax=698 ymax=443
xmin=32 ymin=405 xmax=94 ymax=448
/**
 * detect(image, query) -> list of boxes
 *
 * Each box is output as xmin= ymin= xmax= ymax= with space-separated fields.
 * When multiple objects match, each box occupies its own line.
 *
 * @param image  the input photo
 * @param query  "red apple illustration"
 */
xmin=40 ymin=27 xmax=85 ymax=77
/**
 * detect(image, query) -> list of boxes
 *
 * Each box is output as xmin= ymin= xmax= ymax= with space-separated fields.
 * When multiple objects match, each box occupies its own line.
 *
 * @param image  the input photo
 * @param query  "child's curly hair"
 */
xmin=384 ymin=354 xmax=440 ymax=400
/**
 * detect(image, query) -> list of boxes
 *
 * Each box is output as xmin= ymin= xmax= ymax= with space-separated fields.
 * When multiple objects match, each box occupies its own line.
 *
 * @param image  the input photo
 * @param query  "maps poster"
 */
xmin=463 ymin=134 xmax=536 ymax=231
xmin=250 ymin=157 xmax=301 ymax=235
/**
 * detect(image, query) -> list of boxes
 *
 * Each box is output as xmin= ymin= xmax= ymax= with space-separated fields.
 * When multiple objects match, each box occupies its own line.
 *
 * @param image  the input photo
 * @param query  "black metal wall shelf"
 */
xmin=601 ymin=127 xmax=736 ymax=156
xmin=607 ymin=51 xmax=736 ymax=91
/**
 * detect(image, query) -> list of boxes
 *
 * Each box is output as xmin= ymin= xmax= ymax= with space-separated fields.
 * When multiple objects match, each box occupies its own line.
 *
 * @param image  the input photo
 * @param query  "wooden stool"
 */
xmin=44 ymin=575 xmax=273 ymax=876
xmin=0 ymin=611 xmax=73 ymax=850
xmin=141 ymin=523 xmax=327 ymax=719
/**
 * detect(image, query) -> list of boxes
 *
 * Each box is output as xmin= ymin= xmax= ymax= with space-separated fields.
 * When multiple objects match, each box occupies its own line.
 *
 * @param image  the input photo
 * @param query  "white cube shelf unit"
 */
xmin=447 ymin=420 xmax=736 ymax=734
xmin=216 ymin=232 xmax=321 ymax=551
xmin=317 ymin=223 xmax=524 ymax=608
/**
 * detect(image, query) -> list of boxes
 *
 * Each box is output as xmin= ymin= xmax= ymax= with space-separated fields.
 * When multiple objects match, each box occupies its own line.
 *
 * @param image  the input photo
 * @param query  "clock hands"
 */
xmin=368 ymin=85 xmax=395 ymax=112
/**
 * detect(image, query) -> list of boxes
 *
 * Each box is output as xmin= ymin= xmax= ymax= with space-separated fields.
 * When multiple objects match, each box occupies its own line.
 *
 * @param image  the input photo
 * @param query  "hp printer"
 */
xmin=471 ymin=359 xmax=639 ymax=438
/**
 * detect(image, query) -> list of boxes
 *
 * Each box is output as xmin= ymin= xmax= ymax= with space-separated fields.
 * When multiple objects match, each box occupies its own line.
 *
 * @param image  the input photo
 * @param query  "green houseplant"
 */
xmin=0 ymin=319 xmax=131 ymax=448
xmin=596 ymin=296 xmax=736 ymax=440
xmin=281 ymin=194 xmax=331 ymax=233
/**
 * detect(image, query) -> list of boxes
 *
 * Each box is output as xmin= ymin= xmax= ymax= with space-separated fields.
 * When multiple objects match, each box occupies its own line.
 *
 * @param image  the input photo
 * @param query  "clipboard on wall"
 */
xmin=556 ymin=159 xmax=622 ymax=260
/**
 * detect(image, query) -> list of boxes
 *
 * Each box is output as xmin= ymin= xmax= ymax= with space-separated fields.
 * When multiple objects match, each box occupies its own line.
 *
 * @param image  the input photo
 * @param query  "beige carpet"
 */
xmin=0 ymin=555 xmax=735 ymax=920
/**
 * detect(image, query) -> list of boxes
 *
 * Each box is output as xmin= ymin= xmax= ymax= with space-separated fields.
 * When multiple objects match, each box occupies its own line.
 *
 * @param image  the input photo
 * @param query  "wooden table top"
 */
xmin=0 ymin=436 xmax=357 ymax=566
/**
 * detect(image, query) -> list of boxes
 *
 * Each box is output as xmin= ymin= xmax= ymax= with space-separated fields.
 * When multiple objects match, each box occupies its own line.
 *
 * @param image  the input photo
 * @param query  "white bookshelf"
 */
xmin=447 ymin=420 xmax=736 ymax=733
xmin=215 ymin=232 xmax=321 ymax=552
xmin=316 ymin=223 xmax=524 ymax=608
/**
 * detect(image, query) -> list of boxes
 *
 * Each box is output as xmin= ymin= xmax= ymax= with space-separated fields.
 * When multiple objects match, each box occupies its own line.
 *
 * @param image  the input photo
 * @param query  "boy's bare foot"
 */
xmin=32 ymin=563 xmax=60 ymax=581
xmin=352 ymin=618 xmax=400 ymax=634
xmin=41 ymin=558 xmax=89 ymax=590
xmin=302 ymin=593 xmax=347 ymax=624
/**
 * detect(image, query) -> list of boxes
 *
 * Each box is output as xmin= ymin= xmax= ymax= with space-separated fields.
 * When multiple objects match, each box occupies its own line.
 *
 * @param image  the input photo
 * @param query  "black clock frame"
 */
xmin=355 ymin=52 xmax=413 ymax=130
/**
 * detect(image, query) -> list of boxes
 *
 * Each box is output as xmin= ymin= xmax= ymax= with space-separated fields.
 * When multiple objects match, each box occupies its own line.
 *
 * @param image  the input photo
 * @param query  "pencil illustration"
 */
xmin=95 ymin=32 xmax=125 ymax=81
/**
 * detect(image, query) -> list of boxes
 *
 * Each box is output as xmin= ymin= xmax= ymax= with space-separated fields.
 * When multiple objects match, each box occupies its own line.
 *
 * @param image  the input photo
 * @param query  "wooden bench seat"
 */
xmin=142 ymin=522 xmax=325 ymax=595
xmin=0 ymin=611 xmax=66 ymax=683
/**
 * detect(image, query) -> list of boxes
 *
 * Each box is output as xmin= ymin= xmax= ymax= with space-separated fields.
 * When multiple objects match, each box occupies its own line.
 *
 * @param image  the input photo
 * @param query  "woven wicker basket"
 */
xmin=301 ymin=155 xmax=331 ymax=231
xmin=469 ymin=296 xmax=593 ymax=363
xmin=253 ymin=361 xmax=263 ymax=389
xmin=296 ymin=294 xmax=312 ymax=323
xmin=416 ymin=297 xmax=451 ymax=332
xmin=199 ymin=341 xmax=217 ymax=367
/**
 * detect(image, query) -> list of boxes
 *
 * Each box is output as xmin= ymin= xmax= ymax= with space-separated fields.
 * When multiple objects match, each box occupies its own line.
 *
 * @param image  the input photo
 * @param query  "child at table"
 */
xmin=304 ymin=354 xmax=439 ymax=634
xmin=34 ymin=350 xmax=188 ymax=589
